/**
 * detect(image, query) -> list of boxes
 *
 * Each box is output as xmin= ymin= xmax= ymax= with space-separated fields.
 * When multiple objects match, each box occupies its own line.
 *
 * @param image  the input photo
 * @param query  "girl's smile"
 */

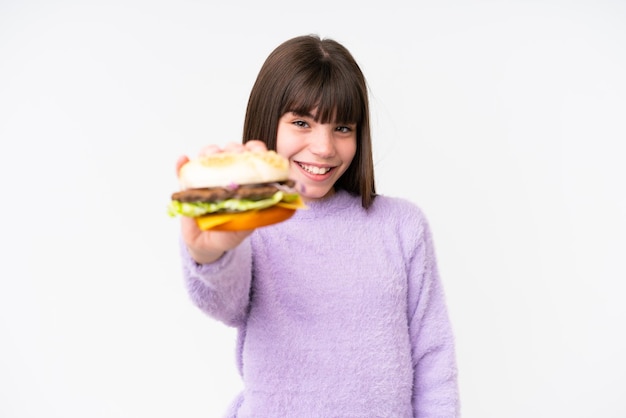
xmin=296 ymin=161 xmax=334 ymax=177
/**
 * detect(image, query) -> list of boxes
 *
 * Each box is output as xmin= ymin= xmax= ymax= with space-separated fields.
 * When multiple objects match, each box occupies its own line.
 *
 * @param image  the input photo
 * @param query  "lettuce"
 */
xmin=167 ymin=191 xmax=300 ymax=218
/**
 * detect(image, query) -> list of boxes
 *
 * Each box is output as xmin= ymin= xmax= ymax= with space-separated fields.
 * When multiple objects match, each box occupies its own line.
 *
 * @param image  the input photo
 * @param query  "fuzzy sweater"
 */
xmin=181 ymin=190 xmax=459 ymax=417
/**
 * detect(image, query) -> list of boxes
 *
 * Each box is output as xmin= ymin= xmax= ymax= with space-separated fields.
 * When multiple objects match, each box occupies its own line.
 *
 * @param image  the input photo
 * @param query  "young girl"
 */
xmin=175 ymin=35 xmax=459 ymax=417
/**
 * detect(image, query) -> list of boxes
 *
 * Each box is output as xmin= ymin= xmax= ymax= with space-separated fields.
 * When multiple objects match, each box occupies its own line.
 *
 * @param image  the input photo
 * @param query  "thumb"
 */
xmin=176 ymin=155 xmax=190 ymax=176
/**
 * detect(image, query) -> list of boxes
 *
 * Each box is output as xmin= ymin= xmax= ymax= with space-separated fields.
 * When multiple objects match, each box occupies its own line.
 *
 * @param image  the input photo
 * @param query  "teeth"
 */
xmin=299 ymin=163 xmax=331 ymax=175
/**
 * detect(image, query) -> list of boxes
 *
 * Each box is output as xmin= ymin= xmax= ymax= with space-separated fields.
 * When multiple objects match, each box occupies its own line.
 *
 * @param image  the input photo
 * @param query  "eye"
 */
xmin=335 ymin=125 xmax=355 ymax=133
xmin=293 ymin=120 xmax=309 ymax=128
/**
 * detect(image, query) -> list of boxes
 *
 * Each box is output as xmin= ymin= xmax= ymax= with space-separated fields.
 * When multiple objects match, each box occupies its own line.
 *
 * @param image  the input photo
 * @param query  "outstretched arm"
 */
xmin=175 ymin=141 xmax=268 ymax=326
xmin=180 ymin=238 xmax=253 ymax=328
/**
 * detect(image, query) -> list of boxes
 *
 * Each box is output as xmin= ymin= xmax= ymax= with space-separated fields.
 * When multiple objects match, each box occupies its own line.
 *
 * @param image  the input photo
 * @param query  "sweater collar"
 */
xmin=294 ymin=189 xmax=360 ymax=220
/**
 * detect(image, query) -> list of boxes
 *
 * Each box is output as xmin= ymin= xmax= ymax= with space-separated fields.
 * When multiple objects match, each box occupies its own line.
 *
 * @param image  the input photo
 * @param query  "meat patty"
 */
xmin=171 ymin=180 xmax=295 ymax=203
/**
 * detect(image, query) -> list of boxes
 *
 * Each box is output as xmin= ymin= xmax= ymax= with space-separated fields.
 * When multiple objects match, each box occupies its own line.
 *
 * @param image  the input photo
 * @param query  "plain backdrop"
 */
xmin=1 ymin=0 xmax=625 ymax=417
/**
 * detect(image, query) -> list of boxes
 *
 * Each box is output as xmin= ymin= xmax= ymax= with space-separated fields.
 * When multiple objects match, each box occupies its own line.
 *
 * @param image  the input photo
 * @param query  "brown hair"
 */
xmin=242 ymin=35 xmax=376 ymax=209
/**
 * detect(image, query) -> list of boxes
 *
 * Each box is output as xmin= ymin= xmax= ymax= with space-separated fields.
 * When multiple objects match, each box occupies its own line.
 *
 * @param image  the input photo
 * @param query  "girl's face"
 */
xmin=276 ymin=110 xmax=357 ymax=202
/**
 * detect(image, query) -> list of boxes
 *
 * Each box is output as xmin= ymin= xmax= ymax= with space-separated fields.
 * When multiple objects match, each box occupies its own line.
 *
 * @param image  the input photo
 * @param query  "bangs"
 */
xmin=243 ymin=35 xmax=376 ymax=208
xmin=281 ymin=63 xmax=364 ymax=125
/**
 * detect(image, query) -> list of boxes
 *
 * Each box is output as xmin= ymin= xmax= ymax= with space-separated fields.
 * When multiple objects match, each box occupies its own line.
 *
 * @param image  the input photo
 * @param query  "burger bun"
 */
xmin=179 ymin=150 xmax=290 ymax=189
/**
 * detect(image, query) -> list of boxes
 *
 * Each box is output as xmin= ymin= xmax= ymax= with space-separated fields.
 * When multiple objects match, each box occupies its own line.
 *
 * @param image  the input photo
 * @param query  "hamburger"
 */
xmin=168 ymin=150 xmax=305 ymax=231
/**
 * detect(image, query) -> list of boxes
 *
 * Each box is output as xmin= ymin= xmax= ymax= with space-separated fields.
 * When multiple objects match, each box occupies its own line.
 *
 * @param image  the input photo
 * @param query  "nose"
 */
xmin=309 ymin=127 xmax=335 ymax=158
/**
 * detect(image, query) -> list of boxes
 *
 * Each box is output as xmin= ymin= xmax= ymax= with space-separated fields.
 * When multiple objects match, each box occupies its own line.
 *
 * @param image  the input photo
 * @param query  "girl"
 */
xmin=176 ymin=35 xmax=459 ymax=417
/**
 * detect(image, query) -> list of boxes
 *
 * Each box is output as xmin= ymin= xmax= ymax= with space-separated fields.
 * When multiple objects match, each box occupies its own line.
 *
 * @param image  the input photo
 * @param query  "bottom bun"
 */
xmin=195 ymin=205 xmax=296 ymax=231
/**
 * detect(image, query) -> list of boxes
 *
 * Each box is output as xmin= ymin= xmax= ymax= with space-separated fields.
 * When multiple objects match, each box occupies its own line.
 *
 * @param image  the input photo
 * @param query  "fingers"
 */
xmin=176 ymin=155 xmax=190 ymax=176
xmin=244 ymin=140 xmax=268 ymax=152
xmin=198 ymin=140 xmax=268 ymax=157
xmin=198 ymin=144 xmax=223 ymax=156
xmin=180 ymin=215 xmax=253 ymax=264
xmin=180 ymin=215 xmax=201 ymax=238
xmin=222 ymin=142 xmax=246 ymax=153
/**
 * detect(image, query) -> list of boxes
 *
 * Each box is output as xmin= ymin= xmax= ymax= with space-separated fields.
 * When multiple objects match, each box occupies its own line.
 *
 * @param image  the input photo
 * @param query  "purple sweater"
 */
xmin=181 ymin=190 xmax=459 ymax=417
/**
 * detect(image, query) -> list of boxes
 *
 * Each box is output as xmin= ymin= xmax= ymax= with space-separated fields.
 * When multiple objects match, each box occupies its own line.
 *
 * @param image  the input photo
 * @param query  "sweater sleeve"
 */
xmin=180 ymin=237 xmax=253 ymax=328
xmin=407 ymin=215 xmax=460 ymax=417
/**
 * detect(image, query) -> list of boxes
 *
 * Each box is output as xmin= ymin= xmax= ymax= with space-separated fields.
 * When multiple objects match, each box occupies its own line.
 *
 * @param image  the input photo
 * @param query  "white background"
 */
xmin=1 ymin=0 xmax=625 ymax=417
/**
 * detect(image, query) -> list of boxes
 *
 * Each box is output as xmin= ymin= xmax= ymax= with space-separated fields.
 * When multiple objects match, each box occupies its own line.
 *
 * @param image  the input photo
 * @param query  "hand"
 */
xmin=175 ymin=140 xmax=268 ymax=264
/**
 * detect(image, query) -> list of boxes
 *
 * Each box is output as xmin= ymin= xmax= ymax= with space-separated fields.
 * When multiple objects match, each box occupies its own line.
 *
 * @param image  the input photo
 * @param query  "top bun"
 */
xmin=179 ymin=150 xmax=290 ymax=189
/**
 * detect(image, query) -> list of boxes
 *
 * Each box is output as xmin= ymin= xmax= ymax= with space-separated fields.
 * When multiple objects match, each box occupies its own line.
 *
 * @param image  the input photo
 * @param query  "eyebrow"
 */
xmin=290 ymin=110 xmax=316 ymax=119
